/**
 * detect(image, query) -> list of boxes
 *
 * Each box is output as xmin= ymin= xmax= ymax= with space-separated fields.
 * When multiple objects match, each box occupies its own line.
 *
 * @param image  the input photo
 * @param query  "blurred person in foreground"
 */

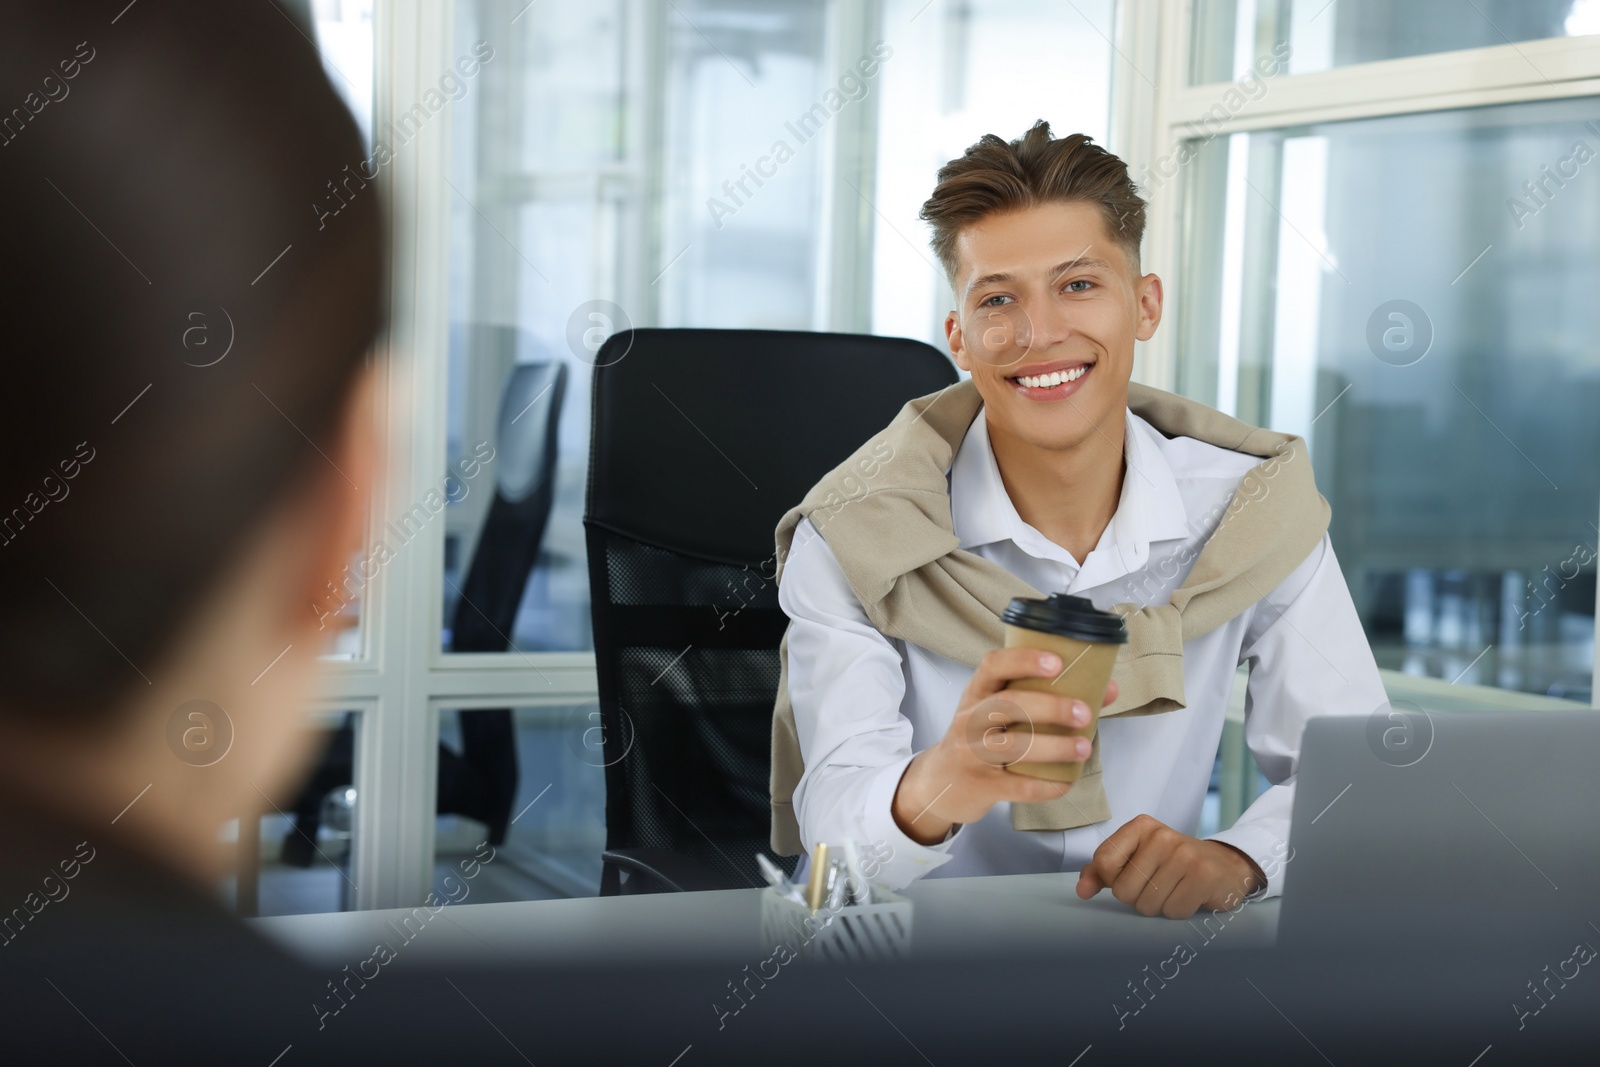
xmin=0 ymin=0 xmax=381 ymax=1051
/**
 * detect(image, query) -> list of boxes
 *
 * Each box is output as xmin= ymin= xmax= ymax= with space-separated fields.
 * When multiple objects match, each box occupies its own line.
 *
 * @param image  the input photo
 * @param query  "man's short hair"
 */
xmin=919 ymin=120 xmax=1146 ymax=284
xmin=0 ymin=2 xmax=384 ymax=722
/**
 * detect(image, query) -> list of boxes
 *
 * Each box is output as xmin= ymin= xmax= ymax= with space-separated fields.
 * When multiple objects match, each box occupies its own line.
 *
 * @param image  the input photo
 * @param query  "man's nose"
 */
xmin=1018 ymin=296 xmax=1076 ymax=353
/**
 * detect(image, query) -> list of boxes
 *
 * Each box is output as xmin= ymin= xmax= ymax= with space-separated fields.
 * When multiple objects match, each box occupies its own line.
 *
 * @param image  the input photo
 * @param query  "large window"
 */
xmin=1159 ymin=1 xmax=1600 ymax=703
xmin=1177 ymin=98 xmax=1600 ymax=699
xmin=422 ymin=0 xmax=1114 ymax=904
xmin=317 ymin=1 xmax=1599 ymax=913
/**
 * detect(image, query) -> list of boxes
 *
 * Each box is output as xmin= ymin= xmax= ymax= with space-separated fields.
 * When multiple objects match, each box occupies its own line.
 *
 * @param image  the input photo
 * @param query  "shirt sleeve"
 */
xmin=1204 ymin=533 xmax=1389 ymax=899
xmin=778 ymin=517 xmax=969 ymax=890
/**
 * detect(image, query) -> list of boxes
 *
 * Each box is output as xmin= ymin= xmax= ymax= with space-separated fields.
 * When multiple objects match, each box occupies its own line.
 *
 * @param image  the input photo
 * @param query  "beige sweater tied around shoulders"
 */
xmin=767 ymin=378 xmax=1329 ymax=857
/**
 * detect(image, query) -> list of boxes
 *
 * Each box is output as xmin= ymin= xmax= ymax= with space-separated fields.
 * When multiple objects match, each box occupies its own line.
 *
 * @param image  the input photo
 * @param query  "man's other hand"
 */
xmin=1075 ymin=814 xmax=1266 ymax=918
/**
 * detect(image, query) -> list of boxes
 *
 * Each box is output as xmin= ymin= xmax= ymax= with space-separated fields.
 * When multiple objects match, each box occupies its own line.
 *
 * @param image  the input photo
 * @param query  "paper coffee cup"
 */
xmin=1000 ymin=594 xmax=1127 ymax=783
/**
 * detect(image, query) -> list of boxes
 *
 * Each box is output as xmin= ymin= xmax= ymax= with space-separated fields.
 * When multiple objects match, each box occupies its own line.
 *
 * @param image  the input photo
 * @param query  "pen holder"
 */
xmin=757 ymin=885 xmax=914 ymax=964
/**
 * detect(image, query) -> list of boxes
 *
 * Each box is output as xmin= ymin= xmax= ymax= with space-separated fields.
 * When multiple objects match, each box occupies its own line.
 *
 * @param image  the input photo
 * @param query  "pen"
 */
xmin=755 ymin=852 xmax=807 ymax=905
xmin=806 ymin=842 xmax=829 ymax=913
xmin=826 ymin=858 xmax=847 ymax=911
xmin=755 ymin=852 xmax=789 ymax=893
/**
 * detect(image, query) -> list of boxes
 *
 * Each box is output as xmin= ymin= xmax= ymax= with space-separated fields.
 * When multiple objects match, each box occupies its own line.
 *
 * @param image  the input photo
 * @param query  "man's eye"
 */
xmin=981 ymin=294 xmax=1011 ymax=307
xmin=1064 ymin=279 xmax=1093 ymax=293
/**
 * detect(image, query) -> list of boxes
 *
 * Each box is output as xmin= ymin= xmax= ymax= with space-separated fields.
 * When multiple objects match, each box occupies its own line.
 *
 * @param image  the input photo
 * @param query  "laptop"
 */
xmin=1275 ymin=707 xmax=1600 ymax=950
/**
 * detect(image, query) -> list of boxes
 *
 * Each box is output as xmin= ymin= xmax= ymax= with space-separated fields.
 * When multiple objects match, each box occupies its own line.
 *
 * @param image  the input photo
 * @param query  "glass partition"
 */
xmin=440 ymin=0 xmax=644 ymax=656
xmin=222 ymin=710 xmax=363 ymax=917
xmin=1175 ymin=96 xmax=1600 ymax=700
xmin=433 ymin=705 xmax=607 ymax=902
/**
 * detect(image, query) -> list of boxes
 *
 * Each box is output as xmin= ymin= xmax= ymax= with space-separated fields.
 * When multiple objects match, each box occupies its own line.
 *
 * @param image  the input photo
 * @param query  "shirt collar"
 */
xmin=949 ymin=405 xmax=1190 ymax=561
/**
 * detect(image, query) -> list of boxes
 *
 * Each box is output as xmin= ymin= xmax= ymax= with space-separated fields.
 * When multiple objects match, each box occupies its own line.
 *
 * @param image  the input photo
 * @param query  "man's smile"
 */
xmin=1006 ymin=358 xmax=1094 ymax=400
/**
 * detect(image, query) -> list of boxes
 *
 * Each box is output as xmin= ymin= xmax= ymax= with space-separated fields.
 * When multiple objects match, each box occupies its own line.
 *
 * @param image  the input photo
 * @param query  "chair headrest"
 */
xmin=586 ymin=328 xmax=957 ymax=563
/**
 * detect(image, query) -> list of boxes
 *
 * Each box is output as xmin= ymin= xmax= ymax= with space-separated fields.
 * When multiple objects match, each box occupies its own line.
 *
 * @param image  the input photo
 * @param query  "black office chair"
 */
xmin=280 ymin=355 xmax=567 ymax=865
xmin=443 ymin=358 xmax=569 ymax=844
xmin=585 ymin=327 xmax=958 ymax=895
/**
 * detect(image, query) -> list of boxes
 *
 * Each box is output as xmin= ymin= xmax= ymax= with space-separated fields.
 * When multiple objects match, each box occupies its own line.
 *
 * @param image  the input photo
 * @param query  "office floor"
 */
xmin=433 ymin=815 xmax=602 ymax=904
xmin=220 ymin=866 xmax=344 ymax=918
xmin=230 ymin=704 xmax=609 ymax=917
xmin=218 ymin=812 xmax=351 ymax=917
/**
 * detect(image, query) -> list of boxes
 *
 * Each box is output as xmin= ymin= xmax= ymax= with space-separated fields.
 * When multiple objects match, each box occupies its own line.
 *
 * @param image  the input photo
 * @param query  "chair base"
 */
xmin=600 ymin=848 xmax=729 ymax=895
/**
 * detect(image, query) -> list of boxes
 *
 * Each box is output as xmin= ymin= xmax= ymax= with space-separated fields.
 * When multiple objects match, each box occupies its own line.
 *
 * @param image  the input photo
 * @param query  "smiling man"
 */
xmin=768 ymin=121 xmax=1387 ymax=919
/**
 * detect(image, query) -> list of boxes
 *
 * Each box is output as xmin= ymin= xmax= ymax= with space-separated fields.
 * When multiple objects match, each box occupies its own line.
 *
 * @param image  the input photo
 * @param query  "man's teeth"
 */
xmin=1015 ymin=365 xmax=1088 ymax=389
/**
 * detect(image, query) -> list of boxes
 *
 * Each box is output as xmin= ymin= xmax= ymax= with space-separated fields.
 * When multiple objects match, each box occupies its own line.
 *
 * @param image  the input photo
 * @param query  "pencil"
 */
xmin=806 ymin=842 xmax=830 ymax=913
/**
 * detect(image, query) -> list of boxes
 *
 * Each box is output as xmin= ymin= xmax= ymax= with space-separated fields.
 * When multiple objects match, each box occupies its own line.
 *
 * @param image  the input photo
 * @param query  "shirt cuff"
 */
xmin=854 ymin=755 xmax=966 ymax=890
xmin=1205 ymin=822 xmax=1293 ymax=900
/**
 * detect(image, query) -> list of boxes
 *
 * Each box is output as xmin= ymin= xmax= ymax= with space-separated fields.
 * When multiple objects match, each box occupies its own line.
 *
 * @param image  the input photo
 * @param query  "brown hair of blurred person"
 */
xmin=0 ymin=1 xmax=384 ymax=895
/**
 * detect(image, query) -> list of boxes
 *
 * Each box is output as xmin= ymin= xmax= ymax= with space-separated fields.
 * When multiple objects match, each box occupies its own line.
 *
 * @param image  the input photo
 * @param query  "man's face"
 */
xmin=944 ymin=200 xmax=1162 ymax=453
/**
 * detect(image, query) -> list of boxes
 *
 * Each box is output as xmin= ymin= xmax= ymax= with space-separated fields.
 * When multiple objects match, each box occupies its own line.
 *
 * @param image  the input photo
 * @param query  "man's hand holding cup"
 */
xmin=891 ymin=647 xmax=1119 ymax=845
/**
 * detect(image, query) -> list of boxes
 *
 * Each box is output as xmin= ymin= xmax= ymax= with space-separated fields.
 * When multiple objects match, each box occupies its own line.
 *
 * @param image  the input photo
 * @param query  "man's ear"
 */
xmin=1135 ymin=273 xmax=1164 ymax=342
xmin=945 ymin=310 xmax=972 ymax=372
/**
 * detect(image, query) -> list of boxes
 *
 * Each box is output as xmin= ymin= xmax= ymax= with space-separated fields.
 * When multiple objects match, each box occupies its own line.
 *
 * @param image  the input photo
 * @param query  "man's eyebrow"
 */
xmin=1046 ymin=256 xmax=1114 ymax=279
xmin=964 ymin=257 xmax=1116 ymax=299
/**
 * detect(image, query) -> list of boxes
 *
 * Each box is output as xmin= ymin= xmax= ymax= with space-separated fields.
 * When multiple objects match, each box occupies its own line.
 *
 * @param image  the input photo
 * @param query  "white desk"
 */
xmin=255 ymin=870 xmax=1279 ymax=965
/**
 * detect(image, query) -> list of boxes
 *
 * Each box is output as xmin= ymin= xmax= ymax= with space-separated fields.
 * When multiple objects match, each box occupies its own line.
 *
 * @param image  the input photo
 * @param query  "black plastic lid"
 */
xmin=1002 ymin=593 xmax=1128 ymax=644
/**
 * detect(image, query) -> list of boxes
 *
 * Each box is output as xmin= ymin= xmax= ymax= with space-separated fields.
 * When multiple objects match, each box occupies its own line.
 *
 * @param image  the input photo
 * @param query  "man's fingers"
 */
xmin=967 ymin=710 xmax=1030 ymax=764
xmin=1088 ymin=815 xmax=1151 ymax=888
xmin=1131 ymin=866 xmax=1174 ymax=917
xmin=1076 ymin=865 xmax=1105 ymax=899
xmin=1016 ymin=694 xmax=1095 ymax=731
xmin=1003 ymin=731 xmax=1093 ymax=766
xmin=1102 ymin=817 xmax=1183 ymax=910
xmin=996 ymin=770 xmax=1079 ymax=806
xmin=964 ymin=694 xmax=1091 ymax=771
xmin=968 ymin=647 xmax=1067 ymax=697
xmin=981 ymin=689 xmax=1093 ymax=733
xmin=1160 ymin=872 xmax=1210 ymax=920
xmin=1110 ymin=851 xmax=1165 ymax=909
xmin=1103 ymin=677 xmax=1119 ymax=707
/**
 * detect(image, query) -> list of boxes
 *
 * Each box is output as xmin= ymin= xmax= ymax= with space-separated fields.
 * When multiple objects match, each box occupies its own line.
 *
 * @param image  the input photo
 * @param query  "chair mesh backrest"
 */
xmin=584 ymin=328 xmax=958 ymax=889
xmin=591 ymin=533 xmax=789 ymax=885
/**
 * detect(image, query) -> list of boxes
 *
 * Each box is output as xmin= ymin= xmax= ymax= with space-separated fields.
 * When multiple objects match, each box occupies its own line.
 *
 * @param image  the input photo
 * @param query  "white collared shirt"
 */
xmin=779 ymin=406 xmax=1387 ymax=897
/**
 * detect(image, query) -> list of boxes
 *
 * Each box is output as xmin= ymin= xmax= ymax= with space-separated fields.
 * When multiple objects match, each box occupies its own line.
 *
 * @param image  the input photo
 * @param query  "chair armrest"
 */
xmin=601 ymin=848 xmax=729 ymax=894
